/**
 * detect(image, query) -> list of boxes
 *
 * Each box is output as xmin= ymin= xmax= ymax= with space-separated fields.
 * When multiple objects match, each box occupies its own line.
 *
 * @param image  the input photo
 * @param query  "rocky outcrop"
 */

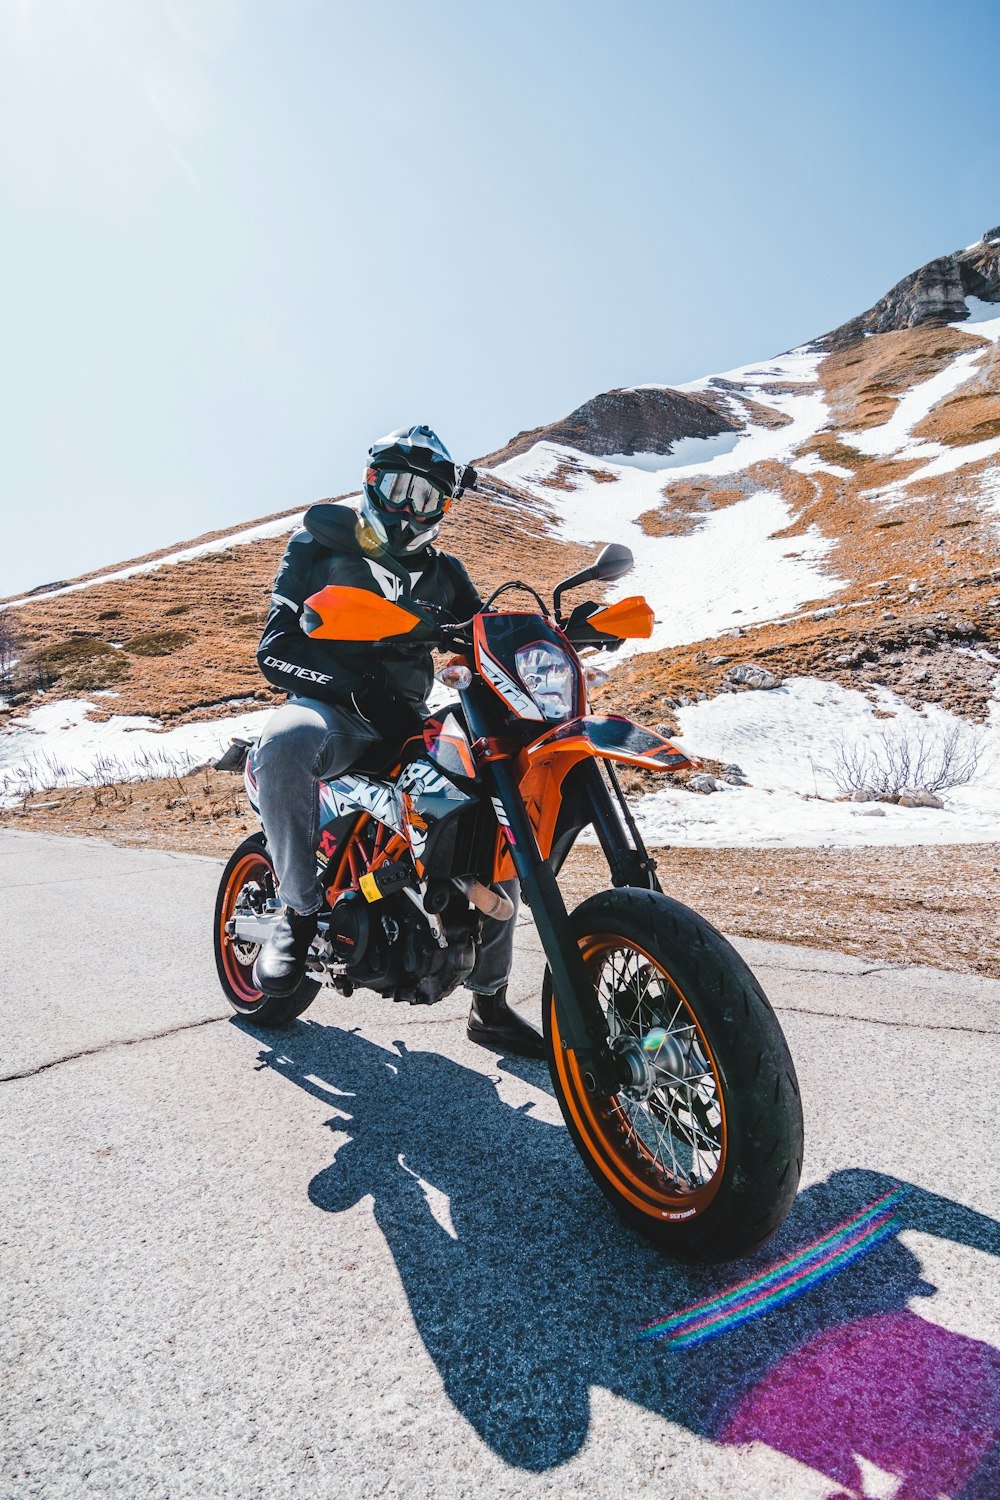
xmin=726 ymin=663 xmax=782 ymax=690
xmin=817 ymin=228 xmax=1000 ymax=349
xmin=479 ymin=386 xmax=739 ymax=467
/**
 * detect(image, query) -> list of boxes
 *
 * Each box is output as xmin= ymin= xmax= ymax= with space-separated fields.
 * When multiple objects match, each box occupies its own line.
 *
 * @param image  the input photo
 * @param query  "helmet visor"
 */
xmin=374 ymin=470 xmax=449 ymax=520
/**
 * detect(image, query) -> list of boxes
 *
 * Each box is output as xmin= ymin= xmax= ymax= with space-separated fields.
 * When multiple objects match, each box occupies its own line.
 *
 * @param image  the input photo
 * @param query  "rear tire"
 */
xmin=543 ymin=888 xmax=803 ymax=1261
xmin=213 ymin=834 xmax=321 ymax=1027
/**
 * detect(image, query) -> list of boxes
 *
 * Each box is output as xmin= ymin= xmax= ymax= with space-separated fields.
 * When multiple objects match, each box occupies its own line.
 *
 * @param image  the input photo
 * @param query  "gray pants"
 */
xmin=254 ymin=696 xmax=518 ymax=995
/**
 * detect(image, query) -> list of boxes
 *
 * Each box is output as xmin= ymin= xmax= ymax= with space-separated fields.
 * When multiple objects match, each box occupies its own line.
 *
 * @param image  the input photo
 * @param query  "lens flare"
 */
xmin=638 ymin=1187 xmax=910 ymax=1347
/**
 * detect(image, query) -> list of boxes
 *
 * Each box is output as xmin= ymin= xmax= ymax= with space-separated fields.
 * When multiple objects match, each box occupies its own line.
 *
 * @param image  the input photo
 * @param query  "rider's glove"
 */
xmin=351 ymin=678 xmax=424 ymax=747
xmin=420 ymin=600 xmax=459 ymax=627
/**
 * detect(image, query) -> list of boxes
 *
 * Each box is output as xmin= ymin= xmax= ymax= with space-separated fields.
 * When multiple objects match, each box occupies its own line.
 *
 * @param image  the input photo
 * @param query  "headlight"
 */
xmin=514 ymin=641 xmax=578 ymax=721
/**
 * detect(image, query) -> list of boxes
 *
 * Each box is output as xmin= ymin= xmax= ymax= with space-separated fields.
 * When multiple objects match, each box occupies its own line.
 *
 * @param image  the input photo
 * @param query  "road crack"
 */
xmin=774 ymin=1003 xmax=999 ymax=1036
xmin=0 ymin=1013 xmax=230 ymax=1083
xmin=761 ymin=962 xmax=900 ymax=978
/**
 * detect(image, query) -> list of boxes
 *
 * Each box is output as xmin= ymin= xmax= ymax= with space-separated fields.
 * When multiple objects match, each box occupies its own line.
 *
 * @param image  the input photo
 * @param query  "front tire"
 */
xmin=543 ymin=889 xmax=803 ymax=1261
xmin=213 ymin=834 xmax=321 ymax=1027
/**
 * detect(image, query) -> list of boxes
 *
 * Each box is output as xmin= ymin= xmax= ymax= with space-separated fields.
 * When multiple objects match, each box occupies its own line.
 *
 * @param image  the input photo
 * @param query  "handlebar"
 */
xmin=302 ymin=581 xmax=633 ymax=652
xmin=409 ymin=597 xmax=625 ymax=656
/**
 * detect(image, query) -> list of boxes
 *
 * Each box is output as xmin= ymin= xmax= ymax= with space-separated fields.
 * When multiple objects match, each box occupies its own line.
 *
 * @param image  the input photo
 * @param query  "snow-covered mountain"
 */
xmin=3 ymin=225 xmax=999 ymax=848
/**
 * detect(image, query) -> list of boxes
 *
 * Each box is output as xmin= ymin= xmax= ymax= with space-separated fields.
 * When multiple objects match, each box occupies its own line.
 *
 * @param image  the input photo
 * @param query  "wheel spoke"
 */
xmin=647 ymin=1101 xmax=682 ymax=1182
xmin=618 ymin=1097 xmax=641 ymax=1153
xmin=587 ymin=942 xmax=725 ymax=1198
xmin=661 ymin=989 xmax=687 ymax=1036
xmin=656 ymin=1092 xmax=720 ymax=1159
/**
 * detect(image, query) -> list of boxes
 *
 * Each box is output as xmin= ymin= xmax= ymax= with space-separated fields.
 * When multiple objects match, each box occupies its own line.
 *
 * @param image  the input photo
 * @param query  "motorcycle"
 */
xmin=213 ymin=543 xmax=803 ymax=1261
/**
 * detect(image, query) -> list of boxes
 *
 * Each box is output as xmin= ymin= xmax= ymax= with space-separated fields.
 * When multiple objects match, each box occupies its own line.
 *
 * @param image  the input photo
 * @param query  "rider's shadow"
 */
xmin=239 ymin=1017 xmax=1000 ymax=1495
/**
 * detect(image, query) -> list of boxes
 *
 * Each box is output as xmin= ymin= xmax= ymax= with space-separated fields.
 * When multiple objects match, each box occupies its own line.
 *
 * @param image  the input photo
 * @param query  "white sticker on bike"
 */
xmin=320 ymin=775 xmax=404 ymax=833
xmin=479 ymin=652 xmax=543 ymax=720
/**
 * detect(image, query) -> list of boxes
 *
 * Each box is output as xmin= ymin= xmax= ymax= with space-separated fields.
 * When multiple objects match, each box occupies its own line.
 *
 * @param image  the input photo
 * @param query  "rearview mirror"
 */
xmin=553 ymin=543 xmax=634 ymax=618
xmin=593 ymin=543 xmax=634 ymax=582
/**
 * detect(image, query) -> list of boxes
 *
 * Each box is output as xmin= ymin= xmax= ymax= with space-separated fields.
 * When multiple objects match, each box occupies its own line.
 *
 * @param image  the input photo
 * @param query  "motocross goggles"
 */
xmin=371 ymin=469 xmax=450 ymax=521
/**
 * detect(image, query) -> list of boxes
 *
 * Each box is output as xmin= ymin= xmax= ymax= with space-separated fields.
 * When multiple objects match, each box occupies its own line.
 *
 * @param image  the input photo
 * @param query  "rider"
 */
xmin=251 ymin=424 xmax=543 ymax=1059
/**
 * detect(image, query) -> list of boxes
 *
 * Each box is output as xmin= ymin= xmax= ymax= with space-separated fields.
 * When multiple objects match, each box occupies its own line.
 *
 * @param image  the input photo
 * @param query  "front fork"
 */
xmin=577 ymin=757 xmax=661 ymax=893
xmin=463 ymin=681 xmax=662 ymax=1093
xmin=486 ymin=756 xmax=625 ymax=1092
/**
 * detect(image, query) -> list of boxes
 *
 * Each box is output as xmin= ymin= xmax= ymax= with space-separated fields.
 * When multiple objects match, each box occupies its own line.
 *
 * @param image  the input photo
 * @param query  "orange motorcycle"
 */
xmin=214 ymin=544 xmax=802 ymax=1261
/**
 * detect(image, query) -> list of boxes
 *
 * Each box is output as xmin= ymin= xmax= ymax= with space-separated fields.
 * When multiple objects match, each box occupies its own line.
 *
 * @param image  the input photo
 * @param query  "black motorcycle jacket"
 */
xmin=257 ymin=501 xmax=482 ymax=711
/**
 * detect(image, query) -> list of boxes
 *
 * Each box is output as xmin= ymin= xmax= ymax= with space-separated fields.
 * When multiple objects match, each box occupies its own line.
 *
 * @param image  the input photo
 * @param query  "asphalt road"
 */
xmin=2 ymin=829 xmax=999 ymax=1500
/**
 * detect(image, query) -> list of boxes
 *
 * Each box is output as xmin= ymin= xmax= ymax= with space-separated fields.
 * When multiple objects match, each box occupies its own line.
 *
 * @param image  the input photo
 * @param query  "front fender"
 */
xmin=491 ymin=715 xmax=693 ymax=882
xmin=525 ymin=713 xmax=693 ymax=774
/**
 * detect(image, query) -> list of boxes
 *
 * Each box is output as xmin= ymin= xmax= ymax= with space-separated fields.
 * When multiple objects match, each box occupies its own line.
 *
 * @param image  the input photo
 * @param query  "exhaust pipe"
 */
xmin=453 ymin=878 xmax=515 ymax=922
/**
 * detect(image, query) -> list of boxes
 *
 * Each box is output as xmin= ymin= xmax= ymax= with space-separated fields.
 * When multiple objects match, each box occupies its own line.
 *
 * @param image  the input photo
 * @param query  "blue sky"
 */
xmin=2 ymin=0 xmax=998 ymax=597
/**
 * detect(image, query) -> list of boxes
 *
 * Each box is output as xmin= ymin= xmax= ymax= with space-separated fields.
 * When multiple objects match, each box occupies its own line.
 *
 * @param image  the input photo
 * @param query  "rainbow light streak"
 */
xmin=639 ymin=1187 xmax=910 ymax=1348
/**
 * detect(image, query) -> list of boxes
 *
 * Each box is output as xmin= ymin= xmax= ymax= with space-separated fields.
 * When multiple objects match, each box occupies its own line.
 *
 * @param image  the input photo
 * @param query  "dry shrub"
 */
xmin=0 ymin=610 xmax=17 ymax=693
xmin=820 ymin=722 xmax=985 ymax=799
xmin=126 ymin=630 xmax=193 ymax=656
xmin=27 ymin=637 xmax=113 ymax=669
xmin=0 ymin=752 xmax=75 ymax=804
xmin=18 ymin=636 xmax=127 ymax=693
xmin=61 ymin=655 xmax=131 ymax=693
xmin=0 ymin=739 xmax=227 ymax=823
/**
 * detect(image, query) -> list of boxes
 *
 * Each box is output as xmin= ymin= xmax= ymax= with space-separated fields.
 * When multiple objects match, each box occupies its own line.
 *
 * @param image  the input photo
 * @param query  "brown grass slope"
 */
xmin=1 ymin=479 xmax=595 ymax=730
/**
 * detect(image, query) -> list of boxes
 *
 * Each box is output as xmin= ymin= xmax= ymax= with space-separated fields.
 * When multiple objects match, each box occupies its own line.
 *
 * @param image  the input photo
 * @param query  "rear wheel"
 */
xmin=213 ymin=834 xmax=321 ymax=1027
xmin=544 ymin=889 xmax=803 ymax=1261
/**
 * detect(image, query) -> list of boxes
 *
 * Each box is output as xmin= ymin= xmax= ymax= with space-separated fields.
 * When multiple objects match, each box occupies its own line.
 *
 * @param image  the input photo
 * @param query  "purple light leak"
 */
xmin=722 ymin=1310 xmax=1000 ymax=1498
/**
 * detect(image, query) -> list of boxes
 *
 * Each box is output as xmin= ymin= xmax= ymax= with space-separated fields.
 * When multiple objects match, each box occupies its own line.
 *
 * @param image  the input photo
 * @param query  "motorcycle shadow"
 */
xmin=236 ymin=1015 xmax=1000 ymax=1493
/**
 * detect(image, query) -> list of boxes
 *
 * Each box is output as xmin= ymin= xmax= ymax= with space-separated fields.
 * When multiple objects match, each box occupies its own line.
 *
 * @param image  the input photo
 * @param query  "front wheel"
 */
xmin=544 ymin=889 xmax=803 ymax=1261
xmin=213 ymin=834 xmax=321 ymax=1027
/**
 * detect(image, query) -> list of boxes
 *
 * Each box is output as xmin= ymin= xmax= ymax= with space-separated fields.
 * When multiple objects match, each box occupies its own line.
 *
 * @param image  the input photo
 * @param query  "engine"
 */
xmin=321 ymin=875 xmax=478 ymax=1006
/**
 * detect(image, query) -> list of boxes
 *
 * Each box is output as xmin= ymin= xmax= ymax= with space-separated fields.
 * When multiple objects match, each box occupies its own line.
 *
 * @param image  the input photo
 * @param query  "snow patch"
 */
xmin=904 ymin=439 xmax=1000 ymax=486
xmin=0 ymin=698 xmax=273 ymax=801
xmin=979 ymin=464 xmax=1000 ymax=516
xmin=495 ymin=444 xmax=840 ymax=652
xmin=842 ymin=348 xmax=985 ymax=460
xmin=628 ymin=677 xmax=1000 ymax=848
xmin=791 ymin=453 xmax=853 ymax=479
xmin=634 ymin=491 xmax=837 ymax=652
xmin=672 ymin=347 xmax=822 ymax=395
xmin=956 ymin=297 xmax=1000 ymax=341
xmin=596 ymin=432 xmax=742 ymax=471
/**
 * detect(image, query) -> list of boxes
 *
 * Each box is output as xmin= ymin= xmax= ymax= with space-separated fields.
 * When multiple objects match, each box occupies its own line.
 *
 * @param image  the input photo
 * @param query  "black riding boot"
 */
xmin=467 ymin=987 xmax=545 ymax=1059
xmin=252 ymin=908 xmax=318 ymax=997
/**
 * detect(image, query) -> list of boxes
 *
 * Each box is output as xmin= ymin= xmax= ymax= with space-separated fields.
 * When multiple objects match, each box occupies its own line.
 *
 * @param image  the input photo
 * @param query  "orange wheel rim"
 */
xmin=219 ymin=851 xmax=270 ymax=1003
xmin=552 ymin=935 xmax=727 ymax=1221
